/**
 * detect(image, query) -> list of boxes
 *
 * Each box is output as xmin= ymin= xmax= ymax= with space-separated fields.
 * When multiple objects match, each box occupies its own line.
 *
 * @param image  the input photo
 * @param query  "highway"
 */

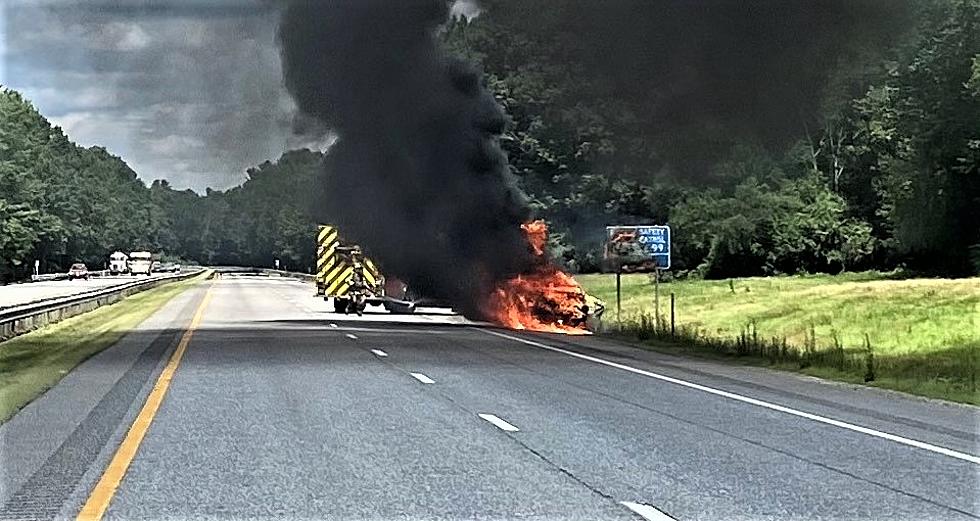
xmin=0 ymin=275 xmax=168 ymax=310
xmin=1 ymin=276 xmax=977 ymax=520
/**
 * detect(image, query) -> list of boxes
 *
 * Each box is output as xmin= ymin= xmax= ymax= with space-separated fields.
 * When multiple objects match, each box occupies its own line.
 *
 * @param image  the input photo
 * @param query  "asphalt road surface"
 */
xmin=0 ymin=275 xmax=166 ymax=309
xmin=1 ymin=276 xmax=977 ymax=520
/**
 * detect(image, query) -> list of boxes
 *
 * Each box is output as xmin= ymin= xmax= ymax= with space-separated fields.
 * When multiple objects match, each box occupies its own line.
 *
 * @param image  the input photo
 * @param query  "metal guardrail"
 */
xmin=0 ymin=269 xmax=207 ymax=343
xmin=208 ymin=267 xmax=314 ymax=283
xmin=30 ymin=273 xmax=68 ymax=282
xmin=260 ymin=269 xmax=315 ymax=282
xmin=29 ymin=268 xmax=189 ymax=282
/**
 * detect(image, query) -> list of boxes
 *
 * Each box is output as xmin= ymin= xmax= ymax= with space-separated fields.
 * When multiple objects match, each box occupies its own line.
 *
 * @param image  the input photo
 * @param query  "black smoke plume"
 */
xmin=477 ymin=0 xmax=915 ymax=182
xmin=278 ymin=0 xmax=536 ymax=317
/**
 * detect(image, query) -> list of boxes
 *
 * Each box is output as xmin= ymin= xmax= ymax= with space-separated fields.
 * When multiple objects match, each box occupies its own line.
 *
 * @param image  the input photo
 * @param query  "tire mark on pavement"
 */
xmin=0 ymin=329 xmax=181 ymax=521
xmin=77 ymin=284 xmax=213 ymax=521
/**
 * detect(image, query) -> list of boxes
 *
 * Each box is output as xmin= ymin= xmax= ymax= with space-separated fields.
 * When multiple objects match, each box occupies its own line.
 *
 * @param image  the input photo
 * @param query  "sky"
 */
xmin=1 ymin=0 xmax=331 ymax=192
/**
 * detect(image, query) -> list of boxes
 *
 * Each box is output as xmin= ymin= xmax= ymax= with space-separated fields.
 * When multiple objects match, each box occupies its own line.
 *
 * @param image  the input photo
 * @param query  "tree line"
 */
xmin=445 ymin=0 xmax=979 ymax=277
xmin=0 ymin=89 xmax=322 ymax=282
xmin=1 ymin=0 xmax=977 ymax=282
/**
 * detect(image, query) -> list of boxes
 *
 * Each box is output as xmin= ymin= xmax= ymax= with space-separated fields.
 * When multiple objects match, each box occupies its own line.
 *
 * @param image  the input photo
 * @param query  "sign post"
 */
xmin=616 ymin=268 xmax=622 ymax=329
xmin=654 ymin=268 xmax=660 ymax=329
xmin=670 ymin=292 xmax=676 ymax=337
xmin=34 ymin=260 xmax=40 ymax=277
xmin=604 ymin=225 xmax=672 ymax=330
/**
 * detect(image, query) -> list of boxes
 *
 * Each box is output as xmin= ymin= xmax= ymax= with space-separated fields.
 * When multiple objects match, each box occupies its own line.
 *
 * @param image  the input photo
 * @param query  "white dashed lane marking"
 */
xmin=478 ymin=413 xmax=519 ymax=432
xmin=621 ymin=501 xmax=676 ymax=521
xmin=410 ymin=372 xmax=435 ymax=384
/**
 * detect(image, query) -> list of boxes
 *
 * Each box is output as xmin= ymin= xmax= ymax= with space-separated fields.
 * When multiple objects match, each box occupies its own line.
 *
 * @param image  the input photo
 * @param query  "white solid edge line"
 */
xmin=345 ymin=333 xmax=358 ymax=340
xmin=370 ymin=349 xmax=388 ymax=358
xmin=476 ymin=328 xmax=980 ymax=465
xmin=620 ymin=501 xmax=676 ymax=521
xmin=410 ymin=372 xmax=435 ymax=384
xmin=478 ymin=413 xmax=520 ymax=432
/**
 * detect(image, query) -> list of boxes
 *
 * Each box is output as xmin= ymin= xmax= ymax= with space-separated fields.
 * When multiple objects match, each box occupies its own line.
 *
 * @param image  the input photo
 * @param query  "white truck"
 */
xmin=127 ymin=251 xmax=154 ymax=276
xmin=109 ymin=251 xmax=129 ymax=275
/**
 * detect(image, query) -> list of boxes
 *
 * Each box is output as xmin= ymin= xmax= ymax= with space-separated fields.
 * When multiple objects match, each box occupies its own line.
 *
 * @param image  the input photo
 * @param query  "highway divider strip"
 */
xmin=476 ymin=328 xmax=980 ymax=465
xmin=0 ymin=270 xmax=206 ymax=342
xmin=75 ymin=283 xmax=214 ymax=521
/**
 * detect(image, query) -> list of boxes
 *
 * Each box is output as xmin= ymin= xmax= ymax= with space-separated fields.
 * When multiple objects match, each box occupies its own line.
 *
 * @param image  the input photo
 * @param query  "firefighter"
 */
xmin=569 ymin=293 xmax=606 ymax=329
xmin=585 ymin=293 xmax=606 ymax=319
xmin=346 ymin=262 xmax=368 ymax=316
xmin=568 ymin=296 xmax=589 ymax=328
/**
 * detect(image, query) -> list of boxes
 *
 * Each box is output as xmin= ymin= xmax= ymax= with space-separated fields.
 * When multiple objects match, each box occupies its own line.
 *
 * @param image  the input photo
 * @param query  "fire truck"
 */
xmin=315 ymin=225 xmax=417 ymax=314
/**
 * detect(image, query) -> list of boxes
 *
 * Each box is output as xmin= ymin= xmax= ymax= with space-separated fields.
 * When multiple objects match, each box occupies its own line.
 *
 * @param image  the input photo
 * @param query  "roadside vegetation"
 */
xmin=0 ymin=273 xmax=207 ymax=423
xmin=579 ymin=272 xmax=980 ymax=404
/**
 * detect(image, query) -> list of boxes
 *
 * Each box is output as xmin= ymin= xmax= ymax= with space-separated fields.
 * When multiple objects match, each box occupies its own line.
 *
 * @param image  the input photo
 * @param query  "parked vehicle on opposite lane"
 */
xmin=153 ymin=262 xmax=180 ymax=273
xmin=68 ymin=263 xmax=90 ymax=281
xmin=109 ymin=251 xmax=129 ymax=275
xmin=127 ymin=251 xmax=154 ymax=276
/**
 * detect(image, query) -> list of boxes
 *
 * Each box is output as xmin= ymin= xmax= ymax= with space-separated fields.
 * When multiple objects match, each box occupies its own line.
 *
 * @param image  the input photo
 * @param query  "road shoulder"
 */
xmin=0 ymin=281 xmax=208 ymax=519
xmin=517 ymin=329 xmax=979 ymax=454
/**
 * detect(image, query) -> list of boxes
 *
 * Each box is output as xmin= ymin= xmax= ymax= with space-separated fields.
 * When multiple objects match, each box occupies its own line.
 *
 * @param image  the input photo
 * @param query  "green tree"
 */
xmin=851 ymin=0 xmax=980 ymax=274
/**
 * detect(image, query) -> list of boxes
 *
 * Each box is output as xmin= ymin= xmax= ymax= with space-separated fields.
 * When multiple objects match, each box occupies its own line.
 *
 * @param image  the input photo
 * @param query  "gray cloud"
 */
xmin=451 ymin=0 xmax=481 ymax=19
xmin=0 ymin=7 xmax=7 ymax=82
xmin=3 ymin=0 xmax=327 ymax=191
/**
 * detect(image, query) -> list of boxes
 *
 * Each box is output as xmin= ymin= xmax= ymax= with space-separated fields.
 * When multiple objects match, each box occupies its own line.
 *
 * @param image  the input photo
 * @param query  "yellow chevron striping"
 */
xmin=317 ymin=239 xmax=337 ymax=264
xmin=317 ymin=224 xmax=387 ymax=298
xmin=335 ymin=281 xmax=350 ymax=296
xmin=326 ymin=267 xmax=354 ymax=295
xmin=322 ymin=262 xmax=347 ymax=286
xmin=327 ymin=266 xmax=352 ymax=290
xmin=322 ymin=235 xmax=338 ymax=248
xmin=318 ymin=225 xmax=335 ymax=243
xmin=363 ymin=270 xmax=377 ymax=286
xmin=365 ymin=259 xmax=381 ymax=283
xmin=317 ymin=255 xmax=336 ymax=278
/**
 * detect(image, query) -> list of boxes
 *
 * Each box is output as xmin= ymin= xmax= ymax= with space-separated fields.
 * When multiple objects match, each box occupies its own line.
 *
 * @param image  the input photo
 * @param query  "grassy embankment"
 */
xmin=578 ymin=272 xmax=980 ymax=404
xmin=0 ymin=273 xmax=209 ymax=423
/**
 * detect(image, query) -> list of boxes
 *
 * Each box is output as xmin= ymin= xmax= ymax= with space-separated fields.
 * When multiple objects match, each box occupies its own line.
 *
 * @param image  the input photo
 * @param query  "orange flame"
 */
xmin=521 ymin=220 xmax=547 ymax=256
xmin=484 ymin=220 xmax=591 ymax=335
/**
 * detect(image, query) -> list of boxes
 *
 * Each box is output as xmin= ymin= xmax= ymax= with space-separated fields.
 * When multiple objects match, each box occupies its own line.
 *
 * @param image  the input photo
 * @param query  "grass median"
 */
xmin=579 ymin=272 xmax=980 ymax=404
xmin=0 ymin=272 xmax=209 ymax=423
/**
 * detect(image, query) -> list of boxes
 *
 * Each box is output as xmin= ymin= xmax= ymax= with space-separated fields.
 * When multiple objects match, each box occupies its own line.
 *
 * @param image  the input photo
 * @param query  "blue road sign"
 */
xmin=605 ymin=225 xmax=671 ymax=270
xmin=636 ymin=226 xmax=670 ymax=267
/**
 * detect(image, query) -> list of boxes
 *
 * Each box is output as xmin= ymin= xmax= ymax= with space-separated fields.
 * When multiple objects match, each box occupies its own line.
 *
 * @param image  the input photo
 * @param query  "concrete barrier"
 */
xmin=30 ymin=273 xmax=68 ymax=282
xmin=0 ymin=270 xmax=206 ymax=343
xmin=261 ymin=269 xmax=315 ymax=283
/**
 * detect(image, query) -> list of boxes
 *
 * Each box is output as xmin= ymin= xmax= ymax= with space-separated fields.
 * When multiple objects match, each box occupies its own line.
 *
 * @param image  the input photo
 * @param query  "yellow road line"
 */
xmin=76 ymin=284 xmax=214 ymax=521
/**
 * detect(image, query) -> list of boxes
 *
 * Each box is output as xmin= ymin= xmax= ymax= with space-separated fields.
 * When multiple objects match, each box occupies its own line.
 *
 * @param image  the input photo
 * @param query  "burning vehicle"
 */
xmin=484 ymin=221 xmax=604 ymax=334
xmin=280 ymin=2 xmax=603 ymax=335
